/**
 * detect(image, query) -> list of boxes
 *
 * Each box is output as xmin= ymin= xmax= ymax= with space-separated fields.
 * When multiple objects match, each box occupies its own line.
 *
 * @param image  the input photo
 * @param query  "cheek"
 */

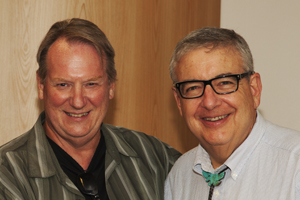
xmin=222 ymin=91 xmax=254 ymax=116
xmin=181 ymin=99 xmax=200 ymax=118
xmin=45 ymin=90 xmax=69 ymax=107
xmin=88 ymin=89 xmax=110 ymax=107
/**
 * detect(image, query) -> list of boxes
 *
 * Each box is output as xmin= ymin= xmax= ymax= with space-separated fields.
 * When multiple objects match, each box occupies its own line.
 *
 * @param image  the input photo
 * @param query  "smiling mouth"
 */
xmin=66 ymin=112 xmax=89 ymax=117
xmin=203 ymin=114 xmax=229 ymax=122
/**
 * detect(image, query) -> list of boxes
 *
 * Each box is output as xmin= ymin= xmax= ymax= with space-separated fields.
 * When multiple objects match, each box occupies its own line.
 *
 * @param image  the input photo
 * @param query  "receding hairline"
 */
xmin=47 ymin=37 xmax=108 ymax=70
xmin=41 ymin=37 xmax=112 ymax=85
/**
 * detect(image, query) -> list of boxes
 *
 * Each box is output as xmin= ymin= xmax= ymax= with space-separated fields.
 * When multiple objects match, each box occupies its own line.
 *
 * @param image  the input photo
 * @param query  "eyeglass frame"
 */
xmin=174 ymin=71 xmax=255 ymax=99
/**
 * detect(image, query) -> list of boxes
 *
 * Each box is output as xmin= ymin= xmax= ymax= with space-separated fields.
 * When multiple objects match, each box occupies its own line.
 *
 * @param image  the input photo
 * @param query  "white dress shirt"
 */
xmin=165 ymin=112 xmax=300 ymax=200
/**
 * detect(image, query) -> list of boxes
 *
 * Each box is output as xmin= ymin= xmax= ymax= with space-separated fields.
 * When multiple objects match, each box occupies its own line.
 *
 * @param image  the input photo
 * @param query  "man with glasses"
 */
xmin=165 ymin=27 xmax=300 ymax=199
xmin=0 ymin=18 xmax=181 ymax=200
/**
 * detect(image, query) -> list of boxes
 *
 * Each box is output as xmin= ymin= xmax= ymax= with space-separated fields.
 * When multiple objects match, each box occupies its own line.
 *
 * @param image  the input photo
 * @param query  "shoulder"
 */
xmin=168 ymin=146 xmax=197 ymax=175
xmin=0 ymin=130 xmax=33 ymax=197
xmin=103 ymin=123 xmax=151 ymax=138
xmin=103 ymin=123 xmax=170 ymax=149
xmin=0 ymin=112 xmax=46 ymax=163
xmin=102 ymin=124 xmax=181 ymax=162
xmin=262 ymin=120 xmax=300 ymax=154
xmin=0 ymin=130 xmax=31 ymax=162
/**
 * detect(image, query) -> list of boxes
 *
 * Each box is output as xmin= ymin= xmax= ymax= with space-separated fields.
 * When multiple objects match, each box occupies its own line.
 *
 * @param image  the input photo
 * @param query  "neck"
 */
xmin=44 ymin=125 xmax=101 ymax=170
xmin=55 ymin=136 xmax=100 ymax=170
xmin=205 ymin=147 xmax=230 ymax=169
xmin=205 ymin=119 xmax=256 ymax=169
xmin=201 ymin=140 xmax=242 ymax=169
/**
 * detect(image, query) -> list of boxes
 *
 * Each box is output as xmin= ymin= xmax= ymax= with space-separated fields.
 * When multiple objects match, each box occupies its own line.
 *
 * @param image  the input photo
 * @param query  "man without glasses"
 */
xmin=165 ymin=27 xmax=300 ymax=199
xmin=0 ymin=18 xmax=181 ymax=200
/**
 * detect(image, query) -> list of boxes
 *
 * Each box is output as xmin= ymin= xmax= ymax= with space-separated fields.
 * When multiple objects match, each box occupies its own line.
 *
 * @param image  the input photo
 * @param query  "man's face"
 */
xmin=37 ymin=38 xmax=115 ymax=145
xmin=173 ymin=47 xmax=261 ymax=153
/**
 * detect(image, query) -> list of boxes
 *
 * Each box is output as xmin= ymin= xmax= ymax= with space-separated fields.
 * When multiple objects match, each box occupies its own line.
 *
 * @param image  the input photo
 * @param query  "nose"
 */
xmin=70 ymin=85 xmax=87 ymax=109
xmin=200 ymin=85 xmax=221 ymax=110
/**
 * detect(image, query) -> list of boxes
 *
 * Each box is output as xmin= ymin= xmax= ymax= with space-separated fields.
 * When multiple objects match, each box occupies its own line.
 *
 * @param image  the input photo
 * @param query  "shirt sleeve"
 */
xmin=164 ymin=174 xmax=173 ymax=200
xmin=296 ymin=171 xmax=300 ymax=200
xmin=0 ymin=166 xmax=25 ymax=200
xmin=146 ymin=135 xmax=181 ymax=173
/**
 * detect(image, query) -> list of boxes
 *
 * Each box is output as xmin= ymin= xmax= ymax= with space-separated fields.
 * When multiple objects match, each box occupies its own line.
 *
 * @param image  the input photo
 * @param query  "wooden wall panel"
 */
xmin=0 ymin=0 xmax=220 ymax=153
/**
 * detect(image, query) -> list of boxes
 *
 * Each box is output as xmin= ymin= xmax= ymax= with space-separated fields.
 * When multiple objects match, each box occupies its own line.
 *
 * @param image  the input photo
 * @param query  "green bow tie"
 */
xmin=202 ymin=169 xmax=227 ymax=186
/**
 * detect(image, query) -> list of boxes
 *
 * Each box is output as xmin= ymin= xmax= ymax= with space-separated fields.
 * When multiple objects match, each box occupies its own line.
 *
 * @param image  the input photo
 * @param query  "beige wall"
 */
xmin=221 ymin=0 xmax=300 ymax=132
xmin=0 ymin=0 xmax=220 ymax=153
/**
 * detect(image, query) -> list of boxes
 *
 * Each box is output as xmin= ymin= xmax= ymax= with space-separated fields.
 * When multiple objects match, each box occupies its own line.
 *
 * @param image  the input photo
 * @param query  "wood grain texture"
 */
xmin=0 ymin=0 xmax=220 ymax=153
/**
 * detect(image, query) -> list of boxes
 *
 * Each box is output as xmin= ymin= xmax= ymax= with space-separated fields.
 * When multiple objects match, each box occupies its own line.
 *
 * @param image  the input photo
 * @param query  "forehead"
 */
xmin=46 ymin=38 xmax=106 ymax=79
xmin=175 ymin=47 xmax=243 ymax=81
xmin=47 ymin=38 xmax=101 ymax=60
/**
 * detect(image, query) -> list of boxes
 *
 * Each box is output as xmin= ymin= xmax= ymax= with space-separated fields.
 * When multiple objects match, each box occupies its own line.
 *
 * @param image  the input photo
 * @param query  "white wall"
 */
xmin=221 ymin=0 xmax=300 ymax=131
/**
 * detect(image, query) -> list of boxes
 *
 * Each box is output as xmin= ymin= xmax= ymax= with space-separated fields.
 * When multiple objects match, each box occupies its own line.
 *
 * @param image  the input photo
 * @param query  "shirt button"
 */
xmin=214 ymin=190 xmax=220 ymax=197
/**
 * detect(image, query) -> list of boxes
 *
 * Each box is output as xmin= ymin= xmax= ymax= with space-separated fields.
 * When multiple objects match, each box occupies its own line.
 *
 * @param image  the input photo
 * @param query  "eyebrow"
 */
xmin=182 ymin=73 xmax=234 ymax=82
xmin=85 ymin=76 xmax=104 ymax=82
xmin=215 ymin=72 xmax=233 ymax=78
xmin=51 ymin=76 xmax=105 ymax=82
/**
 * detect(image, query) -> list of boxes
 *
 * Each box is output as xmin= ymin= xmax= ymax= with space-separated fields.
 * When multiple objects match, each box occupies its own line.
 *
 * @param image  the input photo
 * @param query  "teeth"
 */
xmin=66 ymin=112 xmax=89 ymax=117
xmin=204 ymin=114 xmax=228 ymax=122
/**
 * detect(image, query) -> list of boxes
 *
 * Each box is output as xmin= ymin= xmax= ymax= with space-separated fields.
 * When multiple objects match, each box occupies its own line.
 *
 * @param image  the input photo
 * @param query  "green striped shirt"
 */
xmin=0 ymin=112 xmax=181 ymax=200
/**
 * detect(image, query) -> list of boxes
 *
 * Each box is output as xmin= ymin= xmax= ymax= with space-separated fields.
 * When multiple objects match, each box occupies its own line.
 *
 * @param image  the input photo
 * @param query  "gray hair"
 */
xmin=169 ymin=27 xmax=253 ymax=83
xmin=37 ymin=18 xmax=116 ymax=83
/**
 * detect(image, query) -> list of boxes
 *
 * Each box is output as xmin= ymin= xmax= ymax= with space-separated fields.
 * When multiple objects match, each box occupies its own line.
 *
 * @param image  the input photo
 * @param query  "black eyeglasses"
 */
xmin=77 ymin=171 xmax=100 ymax=200
xmin=174 ymin=71 xmax=254 ymax=99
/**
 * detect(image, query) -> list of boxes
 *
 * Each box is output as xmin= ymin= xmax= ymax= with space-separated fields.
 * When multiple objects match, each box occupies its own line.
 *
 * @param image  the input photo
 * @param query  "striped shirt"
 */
xmin=0 ymin=112 xmax=181 ymax=200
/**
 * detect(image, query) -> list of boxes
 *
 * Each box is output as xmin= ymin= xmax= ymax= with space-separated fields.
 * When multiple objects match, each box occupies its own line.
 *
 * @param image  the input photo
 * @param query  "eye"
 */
xmin=186 ymin=86 xmax=199 ymax=92
xmin=54 ymin=82 xmax=70 ymax=90
xmin=219 ymin=81 xmax=234 ymax=86
xmin=57 ymin=83 xmax=68 ymax=87
xmin=181 ymin=83 xmax=203 ymax=95
xmin=85 ymin=82 xmax=99 ymax=88
xmin=214 ymin=76 xmax=237 ymax=88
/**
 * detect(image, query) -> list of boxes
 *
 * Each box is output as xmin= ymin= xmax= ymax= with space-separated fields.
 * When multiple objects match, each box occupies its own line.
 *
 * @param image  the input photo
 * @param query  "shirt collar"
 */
xmin=27 ymin=112 xmax=59 ymax=178
xmin=27 ymin=112 xmax=88 ymax=195
xmin=101 ymin=124 xmax=139 ymax=164
xmin=28 ymin=114 xmax=139 ymax=177
xmin=193 ymin=145 xmax=228 ymax=175
xmin=225 ymin=111 xmax=266 ymax=180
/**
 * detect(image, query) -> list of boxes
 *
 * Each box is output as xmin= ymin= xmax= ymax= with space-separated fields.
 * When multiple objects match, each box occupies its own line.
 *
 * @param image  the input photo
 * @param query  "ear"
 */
xmin=249 ymin=72 xmax=262 ymax=109
xmin=109 ymin=81 xmax=115 ymax=99
xmin=172 ymin=87 xmax=183 ymax=116
xmin=36 ymin=72 xmax=45 ymax=100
